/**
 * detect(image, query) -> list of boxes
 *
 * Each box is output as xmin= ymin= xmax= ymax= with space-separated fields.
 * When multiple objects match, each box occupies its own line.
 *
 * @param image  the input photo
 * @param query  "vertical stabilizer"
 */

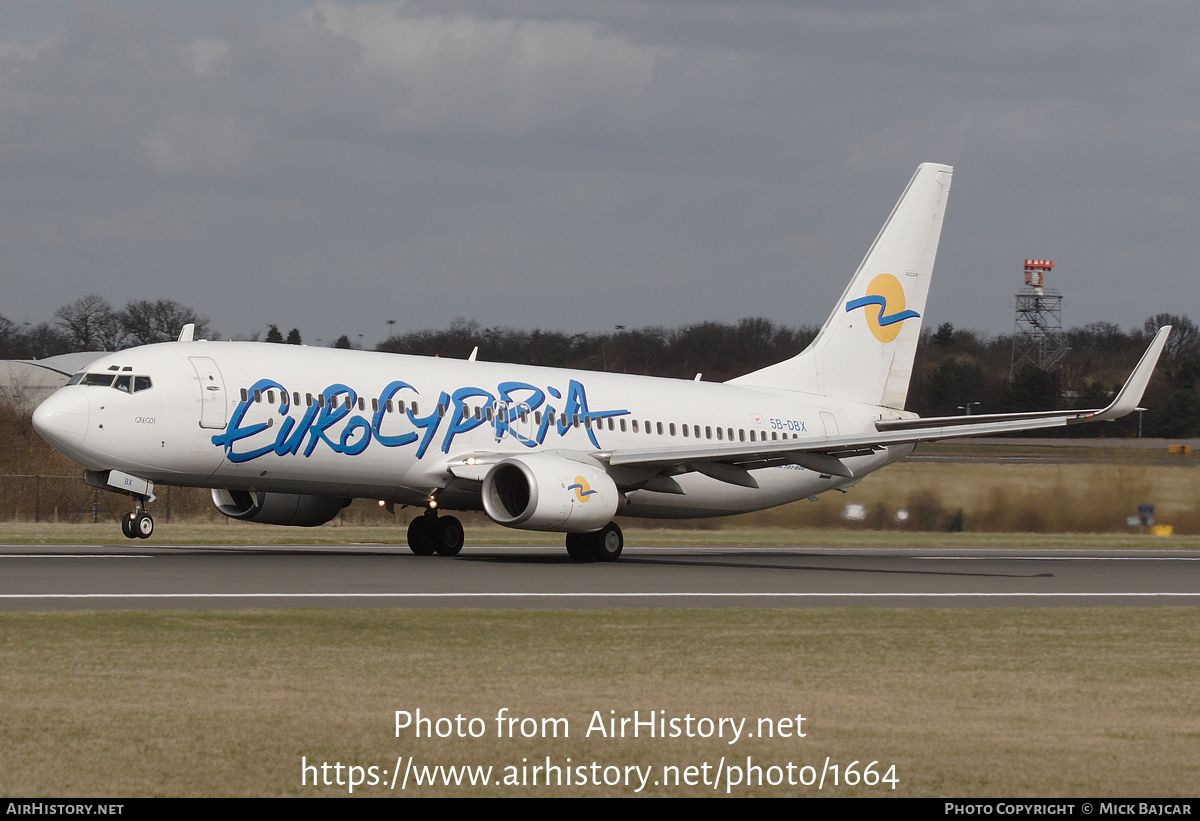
xmin=728 ymin=163 xmax=952 ymax=409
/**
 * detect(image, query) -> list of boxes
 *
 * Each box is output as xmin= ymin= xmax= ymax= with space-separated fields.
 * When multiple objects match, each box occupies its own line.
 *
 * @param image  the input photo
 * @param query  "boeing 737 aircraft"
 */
xmin=32 ymin=164 xmax=1171 ymax=560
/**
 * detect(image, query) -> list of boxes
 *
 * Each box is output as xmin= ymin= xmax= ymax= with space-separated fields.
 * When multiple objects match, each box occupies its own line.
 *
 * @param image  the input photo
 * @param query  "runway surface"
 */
xmin=2 ymin=543 xmax=1199 ymax=610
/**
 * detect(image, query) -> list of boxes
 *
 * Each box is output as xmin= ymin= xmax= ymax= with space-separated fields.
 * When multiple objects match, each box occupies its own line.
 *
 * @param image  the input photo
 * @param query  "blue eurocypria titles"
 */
xmin=211 ymin=377 xmax=629 ymax=463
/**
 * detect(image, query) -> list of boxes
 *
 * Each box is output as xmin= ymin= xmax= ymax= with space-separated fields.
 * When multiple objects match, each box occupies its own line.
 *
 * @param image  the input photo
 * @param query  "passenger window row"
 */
xmin=445 ymin=406 xmax=799 ymax=443
xmin=238 ymin=388 xmax=802 ymax=444
xmin=241 ymin=388 xmax=420 ymax=416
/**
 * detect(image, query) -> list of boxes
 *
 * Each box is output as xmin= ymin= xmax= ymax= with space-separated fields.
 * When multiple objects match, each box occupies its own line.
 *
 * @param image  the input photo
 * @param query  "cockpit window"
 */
xmin=78 ymin=372 xmax=153 ymax=392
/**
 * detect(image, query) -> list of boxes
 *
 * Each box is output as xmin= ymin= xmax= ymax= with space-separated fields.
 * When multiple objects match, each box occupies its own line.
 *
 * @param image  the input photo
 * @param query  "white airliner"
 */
xmin=32 ymin=163 xmax=1170 ymax=560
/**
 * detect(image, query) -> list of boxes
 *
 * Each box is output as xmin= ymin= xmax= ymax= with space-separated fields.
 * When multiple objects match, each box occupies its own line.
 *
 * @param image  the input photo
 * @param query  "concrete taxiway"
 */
xmin=1 ymin=543 xmax=1198 ymax=610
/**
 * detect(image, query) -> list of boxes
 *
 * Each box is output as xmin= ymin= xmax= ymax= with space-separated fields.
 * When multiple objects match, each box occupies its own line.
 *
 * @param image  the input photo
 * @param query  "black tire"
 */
xmin=588 ymin=522 xmax=623 ymax=562
xmin=121 ymin=513 xmax=137 ymax=540
xmin=407 ymin=517 xmax=437 ymax=555
xmin=434 ymin=516 xmax=465 ymax=557
xmin=135 ymin=512 xmax=154 ymax=539
xmin=565 ymin=532 xmax=592 ymax=562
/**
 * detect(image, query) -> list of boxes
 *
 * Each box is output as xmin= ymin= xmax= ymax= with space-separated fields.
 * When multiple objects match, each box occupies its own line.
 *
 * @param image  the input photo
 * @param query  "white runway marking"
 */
xmin=2 ymin=592 xmax=1199 ymax=600
xmin=913 ymin=556 xmax=1200 ymax=561
xmin=0 ymin=554 xmax=153 ymax=559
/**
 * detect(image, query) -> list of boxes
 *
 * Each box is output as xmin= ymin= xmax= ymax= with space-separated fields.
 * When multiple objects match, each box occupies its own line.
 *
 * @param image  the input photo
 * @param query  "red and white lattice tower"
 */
xmin=1011 ymin=259 xmax=1068 ymax=377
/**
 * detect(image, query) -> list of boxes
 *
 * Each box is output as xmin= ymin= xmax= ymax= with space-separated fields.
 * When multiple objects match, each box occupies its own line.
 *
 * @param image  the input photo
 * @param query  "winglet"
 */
xmin=1077 ymin=326 xmax=1171 ymax=422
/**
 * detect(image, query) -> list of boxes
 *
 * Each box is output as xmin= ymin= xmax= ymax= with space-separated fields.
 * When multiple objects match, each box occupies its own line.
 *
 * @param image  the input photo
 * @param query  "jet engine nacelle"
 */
xmin=481 ymin=453 xmax=621 ymax=532
xmin=210 ymin=488 xmax=349 ymax=527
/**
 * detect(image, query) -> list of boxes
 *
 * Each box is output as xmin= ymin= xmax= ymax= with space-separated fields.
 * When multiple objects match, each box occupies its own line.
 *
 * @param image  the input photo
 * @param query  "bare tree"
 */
xmin=120 ymin=300 xmax=211 ymax=347
xmin=54 ymin=295 xmax=123 ymax=351
xmin=20 ymin=322 xmax=73 ymax=359
xmin=1144 ymin=313 xmax=1198 ymax=363
xmin=0 ymin=316 xmax=20 ymax=359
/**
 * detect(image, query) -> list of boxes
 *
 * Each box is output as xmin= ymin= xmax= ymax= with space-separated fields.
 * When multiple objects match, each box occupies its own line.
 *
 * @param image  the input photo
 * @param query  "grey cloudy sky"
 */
xmin=1 ymin=1 xmax=1196 ymax=346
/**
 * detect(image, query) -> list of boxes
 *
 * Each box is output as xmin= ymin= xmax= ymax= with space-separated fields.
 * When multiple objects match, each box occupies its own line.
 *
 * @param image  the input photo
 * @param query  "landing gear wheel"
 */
xmin=434 ymin=516 xmax=465 ymax=557
xmin=120 ymin=513 xmax=137 ymax=540
xmin=565 ymin=532 xmax=592 ymax=562
xmin=407 ymin=517 xmax=437 ymax=555
xmin=134 ymin=512 xmax=154 ymax=539
xmin=588 ymin=522 xmax=623 ymax=562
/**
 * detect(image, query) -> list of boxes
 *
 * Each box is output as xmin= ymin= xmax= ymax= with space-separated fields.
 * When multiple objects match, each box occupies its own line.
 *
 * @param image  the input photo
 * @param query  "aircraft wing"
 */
xmin=597 ymin=325 xmax=1172 ymax=485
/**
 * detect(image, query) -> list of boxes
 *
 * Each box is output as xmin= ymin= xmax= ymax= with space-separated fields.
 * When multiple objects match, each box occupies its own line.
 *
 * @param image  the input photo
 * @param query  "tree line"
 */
xmin=4 ymin=297 xmax=1197 ymax=436
xmin=0 ymin=296 xmax=211 ymax=359
xmin=378 ymin=315 xmax=1199 ymax=437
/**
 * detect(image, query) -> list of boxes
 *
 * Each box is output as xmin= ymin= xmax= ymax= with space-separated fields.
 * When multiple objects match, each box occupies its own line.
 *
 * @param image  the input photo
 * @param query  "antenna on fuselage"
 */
xmin=177 ymin=324 xmax=195 ymax=343
xmin=468 ymin=346 xmax=478 ymax=362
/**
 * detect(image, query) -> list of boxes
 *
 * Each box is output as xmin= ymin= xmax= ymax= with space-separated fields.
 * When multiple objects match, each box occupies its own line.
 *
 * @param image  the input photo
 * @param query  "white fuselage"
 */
xmin=36 ymin=341 xmax=910 ymax=518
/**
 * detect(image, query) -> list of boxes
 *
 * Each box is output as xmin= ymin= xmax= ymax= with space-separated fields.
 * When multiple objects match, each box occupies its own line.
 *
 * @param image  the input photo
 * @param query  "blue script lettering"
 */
xmin=211 ymin=377 xmax=628 ymax=463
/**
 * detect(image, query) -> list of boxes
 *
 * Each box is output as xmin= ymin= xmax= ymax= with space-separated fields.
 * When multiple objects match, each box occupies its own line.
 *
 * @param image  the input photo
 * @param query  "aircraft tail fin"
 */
xmin=729 ymin=163 xmax=953 ymax=409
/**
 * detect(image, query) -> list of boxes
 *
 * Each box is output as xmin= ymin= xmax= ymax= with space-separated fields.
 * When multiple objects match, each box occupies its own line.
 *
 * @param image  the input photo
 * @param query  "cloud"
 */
xmin=0 ymin=1 xmax=1195 ymax=343
xmin=303 ymin=2 xmax=665 ymax=135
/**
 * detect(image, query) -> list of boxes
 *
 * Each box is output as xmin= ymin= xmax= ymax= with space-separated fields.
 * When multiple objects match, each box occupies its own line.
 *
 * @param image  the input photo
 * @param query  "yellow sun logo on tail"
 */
xmin=845 ymin=273 xmax=920 ymax=343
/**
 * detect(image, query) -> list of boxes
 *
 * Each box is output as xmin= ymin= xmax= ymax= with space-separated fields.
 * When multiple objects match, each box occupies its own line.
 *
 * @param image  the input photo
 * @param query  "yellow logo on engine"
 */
xmin=567 ymin=476 xmax=597 ymax=503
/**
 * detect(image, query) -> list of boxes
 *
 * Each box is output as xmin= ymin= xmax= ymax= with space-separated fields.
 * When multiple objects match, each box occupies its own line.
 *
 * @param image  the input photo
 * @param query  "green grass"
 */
xmin=1 ymin=608 xmax=1197 ymax=797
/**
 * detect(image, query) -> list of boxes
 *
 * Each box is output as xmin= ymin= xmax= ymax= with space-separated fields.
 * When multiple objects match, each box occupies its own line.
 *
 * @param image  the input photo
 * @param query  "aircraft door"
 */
xmin=189 ymin=357 xmax=228 ymax=430
xmin=492 ymin=400 xmax=511 ymax=442
xmin=492 ymin=401 xmax=534 ymax=444
xmin=513 ymin=403 xmax=533 ymax=445
xmin=820 ymin=411 xmax=839 ymax=437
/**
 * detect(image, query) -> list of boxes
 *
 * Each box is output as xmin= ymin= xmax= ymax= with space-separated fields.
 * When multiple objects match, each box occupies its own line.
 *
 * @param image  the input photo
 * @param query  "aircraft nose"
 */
xmin=32 ymin=388 xmax=90 ymax=451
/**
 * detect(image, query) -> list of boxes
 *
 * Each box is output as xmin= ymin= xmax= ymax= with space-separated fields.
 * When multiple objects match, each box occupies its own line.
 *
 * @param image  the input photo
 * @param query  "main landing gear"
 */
xmin=406 ymin=508 xmax=465 ymax=557
xmin=404 ymin=511 xmax=623 ymax=561
xmin=565 ymin=521 xmax=623 ymax=562
xmin=120 ymin=498 xmax=154 ymax=540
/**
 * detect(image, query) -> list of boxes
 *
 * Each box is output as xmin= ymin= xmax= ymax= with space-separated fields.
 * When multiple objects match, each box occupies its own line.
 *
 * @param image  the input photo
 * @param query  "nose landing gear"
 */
xmin=120 ymin=499 xmax=154 ymax=540
xmin=82 ymin=470 xmax=157 ymax=541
